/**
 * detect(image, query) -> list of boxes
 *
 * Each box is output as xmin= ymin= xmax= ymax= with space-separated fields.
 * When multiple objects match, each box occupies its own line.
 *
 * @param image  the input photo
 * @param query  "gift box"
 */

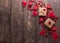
xmin=44 ymin=18 xmax=55 ymax=28
xmin=38 ymin=7 xmax=47 ymax=16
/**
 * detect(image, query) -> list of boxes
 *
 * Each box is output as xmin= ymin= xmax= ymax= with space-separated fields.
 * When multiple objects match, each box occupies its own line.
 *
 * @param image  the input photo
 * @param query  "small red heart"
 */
xmin=32 ymin=11 xmax=38 ymax=17
xmin=22 ymin=2 xmax=27 ymax=7
xmin=33 ymin=5 xmax=38 ymax=10
xmin=28 ymin=2 xmax=32 ymax=7
xmin=39 ymin=17 xmax=44 ymax=22
xmin=52 ymin=32 xmax=58 ymax=41
xmin=48 ymin=11 xmax=56 ymax=18
xmin=47 ymin=4 xmax=52 ymax=9
xmin=52 ymin=26 xmax=57 ymax=31
xmin=39 ymin=30 xmax=46 ymax=36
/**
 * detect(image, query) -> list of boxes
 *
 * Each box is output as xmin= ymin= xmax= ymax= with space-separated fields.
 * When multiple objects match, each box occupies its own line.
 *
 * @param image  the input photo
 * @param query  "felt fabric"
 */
xmin=22 ymin=2 xmax=27 ymax=7
xmin=28 ymin=2 xmax=33 ymax=10
xmin=48 ymin=11 xmax=56 ymax=18
xmin=52 ymin=26 xmax=57 ymax=31
xmin=28 ymin=2 xmax=32 ymax=7
xmin=52 ymin=32 xmax=58 ymax=41
xmin=39 ymin=17 xmax=44 ymax=22
xmin=47 ymin=4 xmax=52 ymax=8
xmin=39 ymin=30 xmax=46 ymax=36
xmin=32 ymin=11 xmax=38 ymax=16
xmin=33 ymin=5 xmax=38 ymax=10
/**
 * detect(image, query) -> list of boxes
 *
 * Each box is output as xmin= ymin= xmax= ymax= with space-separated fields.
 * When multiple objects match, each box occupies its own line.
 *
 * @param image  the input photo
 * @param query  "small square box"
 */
xmin=38 ymin=7 xmax=47 ymax=16
xmin=44 ymin=18 xmax=55 ymax=28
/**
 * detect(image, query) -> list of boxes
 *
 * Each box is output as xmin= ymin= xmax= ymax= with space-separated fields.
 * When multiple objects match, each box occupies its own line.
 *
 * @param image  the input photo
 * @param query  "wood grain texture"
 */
xmin=0 ymin=0 xmax=60 ymax=43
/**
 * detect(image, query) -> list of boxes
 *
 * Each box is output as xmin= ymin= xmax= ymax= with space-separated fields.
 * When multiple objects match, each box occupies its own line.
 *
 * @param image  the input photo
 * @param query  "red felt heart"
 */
xmin=39 ymin=30 xmax=46 ymax=36
xmin=28 ymin=2 xmax=33 ymax=7
xmin=22 ymin=2 xmax=27 ymax=7
xmin=39 ymin=17 xmax=44 ymax=22
xmin=33 ymin=5 xmax=38 ymax=10
xmin=32 ymin=11 xmax=38 ymax=17
xmin=48 ymin=11 xmax=56 ymax=18
xmin=52 ymin=26 xmax=57 ymax=31
xmin=52 ymin=32 xmax=58 ymax=41
xmin=47 ymin=4 xmax=52 ymax=9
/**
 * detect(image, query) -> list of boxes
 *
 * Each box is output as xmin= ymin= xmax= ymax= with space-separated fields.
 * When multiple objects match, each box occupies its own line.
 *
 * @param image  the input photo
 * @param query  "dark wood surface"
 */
xmin=0 ymin=0 xmax=60 ymax=43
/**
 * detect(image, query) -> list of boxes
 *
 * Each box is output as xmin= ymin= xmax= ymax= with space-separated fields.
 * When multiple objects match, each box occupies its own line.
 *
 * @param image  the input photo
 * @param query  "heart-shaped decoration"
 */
xmin=52 ymin=32 xmax=58 ymax=41
xmin=22 ymin=2 xmax=27 ymax=7
xmin=33 ymin=5 xmax=38 ymax=10
xmin=32 ymin=11 xmax=38 ymax=17
xmin=28 ymin=2 xmax=33 ymax=7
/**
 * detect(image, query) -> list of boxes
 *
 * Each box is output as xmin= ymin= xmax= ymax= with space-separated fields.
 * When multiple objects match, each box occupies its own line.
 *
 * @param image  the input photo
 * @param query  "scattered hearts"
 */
xmin=21 ymin=0 xmax=59 ymax=41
